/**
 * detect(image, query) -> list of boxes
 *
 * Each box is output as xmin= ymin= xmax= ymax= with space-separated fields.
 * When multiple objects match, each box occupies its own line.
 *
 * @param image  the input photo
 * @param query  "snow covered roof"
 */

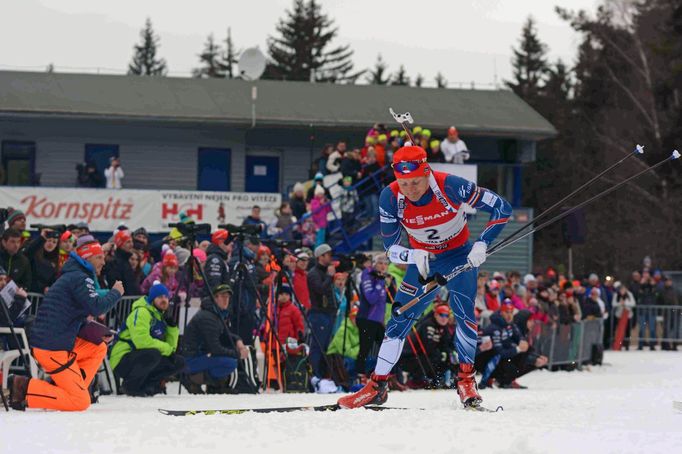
xmin=0 ymin=70 xmax=556 ymax=139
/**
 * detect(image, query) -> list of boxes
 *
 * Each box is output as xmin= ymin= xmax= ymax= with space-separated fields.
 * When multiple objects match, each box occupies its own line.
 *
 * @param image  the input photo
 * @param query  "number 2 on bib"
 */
xmin=425 ymin=229 xmax=440 ymax=241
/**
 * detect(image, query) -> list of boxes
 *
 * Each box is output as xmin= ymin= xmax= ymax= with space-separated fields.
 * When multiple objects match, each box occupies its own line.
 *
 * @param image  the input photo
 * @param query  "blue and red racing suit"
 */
xmin=376 ymin=170 xmax=511 ymax=371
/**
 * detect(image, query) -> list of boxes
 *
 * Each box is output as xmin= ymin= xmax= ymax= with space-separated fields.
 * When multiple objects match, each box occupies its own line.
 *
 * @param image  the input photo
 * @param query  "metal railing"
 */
xmin=26 ymin=292 xmax=143 ymax=330
xmin=609 ymin=305 xmax=682 ymax=348
xmin=528 ymin=319 xmax=604 ymax=369
xmin=277 ymin=165 xmax=390 ymax=251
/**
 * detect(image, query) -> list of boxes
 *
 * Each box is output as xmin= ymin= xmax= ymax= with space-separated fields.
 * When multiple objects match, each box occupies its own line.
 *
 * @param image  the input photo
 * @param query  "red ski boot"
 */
xmin=456 ymin=364 xmax=482 ymax=408
xmin=337 ymin=373 xmax=389 ymax=409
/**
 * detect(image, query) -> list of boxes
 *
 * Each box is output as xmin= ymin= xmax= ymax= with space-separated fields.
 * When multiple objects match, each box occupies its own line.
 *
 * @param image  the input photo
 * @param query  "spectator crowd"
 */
xmin=1 ymin=123 xmax=680 ymax=405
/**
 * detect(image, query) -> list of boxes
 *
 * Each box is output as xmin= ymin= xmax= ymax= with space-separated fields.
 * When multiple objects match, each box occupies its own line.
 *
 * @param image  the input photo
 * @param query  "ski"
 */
xmin=158 ymin=404 xmax=416 ymax=416
xmin=464 ymin=404 xmax=504 ymax=413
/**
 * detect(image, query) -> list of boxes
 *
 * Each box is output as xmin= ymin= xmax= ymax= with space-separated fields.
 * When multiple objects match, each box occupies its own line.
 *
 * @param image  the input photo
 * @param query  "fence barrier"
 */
xmin=22 ymin=291 xmax=610 ymax=371
xmin=609 ymin=305 xmax=682 ymax=348
xmin=528 ymin=319 xmax=603 ymax=369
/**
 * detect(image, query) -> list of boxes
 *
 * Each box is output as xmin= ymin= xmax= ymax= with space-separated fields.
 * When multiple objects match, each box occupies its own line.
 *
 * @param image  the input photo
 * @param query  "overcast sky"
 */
xmin=1 ymin=0 xmax=599 ymax=87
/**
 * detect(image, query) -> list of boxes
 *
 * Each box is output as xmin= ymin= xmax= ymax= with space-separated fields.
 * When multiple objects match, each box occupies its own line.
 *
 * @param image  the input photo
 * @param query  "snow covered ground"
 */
xmin=2 ymin=351 xmax=682 ymax=454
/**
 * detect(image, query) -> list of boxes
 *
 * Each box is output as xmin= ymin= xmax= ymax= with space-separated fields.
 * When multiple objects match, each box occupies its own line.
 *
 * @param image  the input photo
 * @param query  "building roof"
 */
xmin=0 ymin=71 xmax=556 ymax=139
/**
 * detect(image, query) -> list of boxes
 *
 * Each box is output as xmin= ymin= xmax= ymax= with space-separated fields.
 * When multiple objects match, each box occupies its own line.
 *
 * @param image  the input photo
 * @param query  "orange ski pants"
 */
xmin=27 ymin=338 xmax=107 ymax=411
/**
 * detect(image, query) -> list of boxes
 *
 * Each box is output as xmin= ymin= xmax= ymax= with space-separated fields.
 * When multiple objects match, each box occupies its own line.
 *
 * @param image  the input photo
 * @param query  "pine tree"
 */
xmin=366 ymin=54 xmax=390 ymax=85
xmin=414 ymin=74 xmax=424 ymax=87
xmin=265 ymin=0 xmax=362 ymax=82
xmin=435 ymin=72 xmax=447 ymax=88
xmin=128 ymin=18 xmax=167 ymax=76
xmin=543 ymin=59 xmax=572 ymax=101
xmin=192 ymin=34 xmax=224 ymax=78
xmin=505 ymin=16 xmax=548 ymax=103
xmin=222 ymin=27 xmax=240 ymax=79
xmin=391 ymin=65 xmax=410 ymax=86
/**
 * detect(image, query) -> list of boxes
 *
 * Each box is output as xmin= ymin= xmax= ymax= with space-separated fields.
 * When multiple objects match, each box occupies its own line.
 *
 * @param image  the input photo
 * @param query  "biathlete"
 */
xmin=338 ymin=144 xmax=512 ymax=409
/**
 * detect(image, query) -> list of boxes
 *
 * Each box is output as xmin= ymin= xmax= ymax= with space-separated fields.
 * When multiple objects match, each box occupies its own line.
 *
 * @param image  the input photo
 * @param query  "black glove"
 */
xmin=164 ymin=310 xmax=178 ymax=327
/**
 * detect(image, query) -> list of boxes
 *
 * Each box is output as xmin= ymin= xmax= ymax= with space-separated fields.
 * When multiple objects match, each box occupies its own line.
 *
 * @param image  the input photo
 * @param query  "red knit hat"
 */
xmin=60 ymin=231 xmax=75 ymax=243
xmin=77 ymin=242 xmax=103 ymax=260
xmin=114 ymin=230 xmax=132 ymax=248
xmin=162 ymin=252 xmax=179 ymax=268
xmin=392 ymin=145 xmax=430 ymax=179
xmin=211 ymin=229 xmax=229 ymax=245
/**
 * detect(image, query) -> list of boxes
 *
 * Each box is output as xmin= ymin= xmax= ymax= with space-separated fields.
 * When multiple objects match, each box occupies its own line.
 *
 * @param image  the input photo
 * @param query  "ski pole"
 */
xmin=385 ymin=282 xmax=438 ymax=378
xmin=493 ymin=144 xmax=644 ymax=251
xmin=406 ymin=335 xmax=430 ymax=382
xmin=389 ymin=108 xmax=416 ymax=144
xmin=411 ymin=326 xmax=438 ymax=379
xmin=388 ymin=106 xmax=645 ymax=252
xmin=489 ymin=149 xmax=680 ymax=256
xmin=397 ymin=149 xmax=680 ymax=316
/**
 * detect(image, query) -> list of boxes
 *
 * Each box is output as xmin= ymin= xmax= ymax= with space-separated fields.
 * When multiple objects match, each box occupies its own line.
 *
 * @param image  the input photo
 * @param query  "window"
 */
xmin=85 ymin=144 xmax=119 ymax=188
xmin=1 ymin=141 xmax=36 ymax=186
xmin=197 ymin=148 xmax=231 ymax=191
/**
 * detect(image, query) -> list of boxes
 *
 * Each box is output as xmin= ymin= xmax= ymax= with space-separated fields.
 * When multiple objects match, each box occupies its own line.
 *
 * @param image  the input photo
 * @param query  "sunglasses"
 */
xmin=391 ymin=159 xmax=426 ymax=174
xmin=437 ymin=313 xmax=450 ymax=318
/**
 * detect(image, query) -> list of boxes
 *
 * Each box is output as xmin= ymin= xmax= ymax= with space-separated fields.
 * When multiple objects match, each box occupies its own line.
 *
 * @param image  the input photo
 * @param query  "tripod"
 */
xmin=267 ymin=243 xmax=335 ymax=381
xmin=176 ymin=237 xmax=261 ymax=395
xmin=219 ymin=231 xmax=286 ymax=389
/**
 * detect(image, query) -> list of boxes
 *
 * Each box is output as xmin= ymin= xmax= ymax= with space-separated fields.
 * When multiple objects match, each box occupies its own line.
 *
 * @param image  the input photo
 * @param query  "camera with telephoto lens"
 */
xmin=369 ymin=269 xmax=387 ymax=279
xmin=261 ymin=238 xmax=302 ymax=250
xmin=31 ymin=223 xmax=66 ymax=239
xmin=168 ymin=222 xmax=212 ymax=236
xmin=219 ymin=223 xmax=263 ymax=236
xmin=334 ymin=252 xmax=370 ymax=273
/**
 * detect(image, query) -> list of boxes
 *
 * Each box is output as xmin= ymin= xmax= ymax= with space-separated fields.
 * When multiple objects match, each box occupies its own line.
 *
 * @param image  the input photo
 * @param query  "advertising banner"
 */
xmin=0 ymin=187 xmax=281 ymax=233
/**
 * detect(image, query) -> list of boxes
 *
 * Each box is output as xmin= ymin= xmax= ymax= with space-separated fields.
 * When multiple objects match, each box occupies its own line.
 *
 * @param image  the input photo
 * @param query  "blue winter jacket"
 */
xmin=480 ymin=312 xmax=524 ymax=360
xmin=30 ymin=252 xmax=122 ymax=352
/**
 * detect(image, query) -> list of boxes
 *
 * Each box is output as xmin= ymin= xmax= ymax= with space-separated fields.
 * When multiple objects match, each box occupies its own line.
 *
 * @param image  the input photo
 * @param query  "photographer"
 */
xmin=110 ymin=283 xmax=184 ymax=396
xmin=104 ymin=156 xmax=124 ymax=189
xmin=225 ymin=232 xmax=260 ymax=346
xmin=23 ymin=227 xmax=61 ymax=293
xmin=183 ymin=284 xmax=249 ymax=394
xmin=356 ymin=254 xmax=389 ymax=376
xmin=204 ymin=229 xmax=232 ymax=296
xmin=8 ymin=239 xmax=123 ymax=411
xmin=242 ymin=205 xmax=268 ymax=239
xmin=76 ymin=161 xmax=104 ymax=188
xmin=0 ymin=228 xmax=32 ymax=290
xmin=307 ymin=243 xmax=336 ymax=378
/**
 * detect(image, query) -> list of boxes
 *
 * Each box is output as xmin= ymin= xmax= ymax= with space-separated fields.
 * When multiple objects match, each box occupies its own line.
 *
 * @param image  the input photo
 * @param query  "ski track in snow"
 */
xmin=2 ymin=351 xmax=682 ymax=454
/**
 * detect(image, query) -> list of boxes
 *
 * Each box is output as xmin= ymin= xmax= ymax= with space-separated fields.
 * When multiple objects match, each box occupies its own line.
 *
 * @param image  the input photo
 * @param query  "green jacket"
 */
xmin=385 ymin=263 xmax=407 ymax=324
xmin=109 ymin=296 xmax=179 ymax=370
xmin=327 ymin=317 xmax=359 ymax=359
xmin=387 ymin=263 xmax=406 ymax=286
